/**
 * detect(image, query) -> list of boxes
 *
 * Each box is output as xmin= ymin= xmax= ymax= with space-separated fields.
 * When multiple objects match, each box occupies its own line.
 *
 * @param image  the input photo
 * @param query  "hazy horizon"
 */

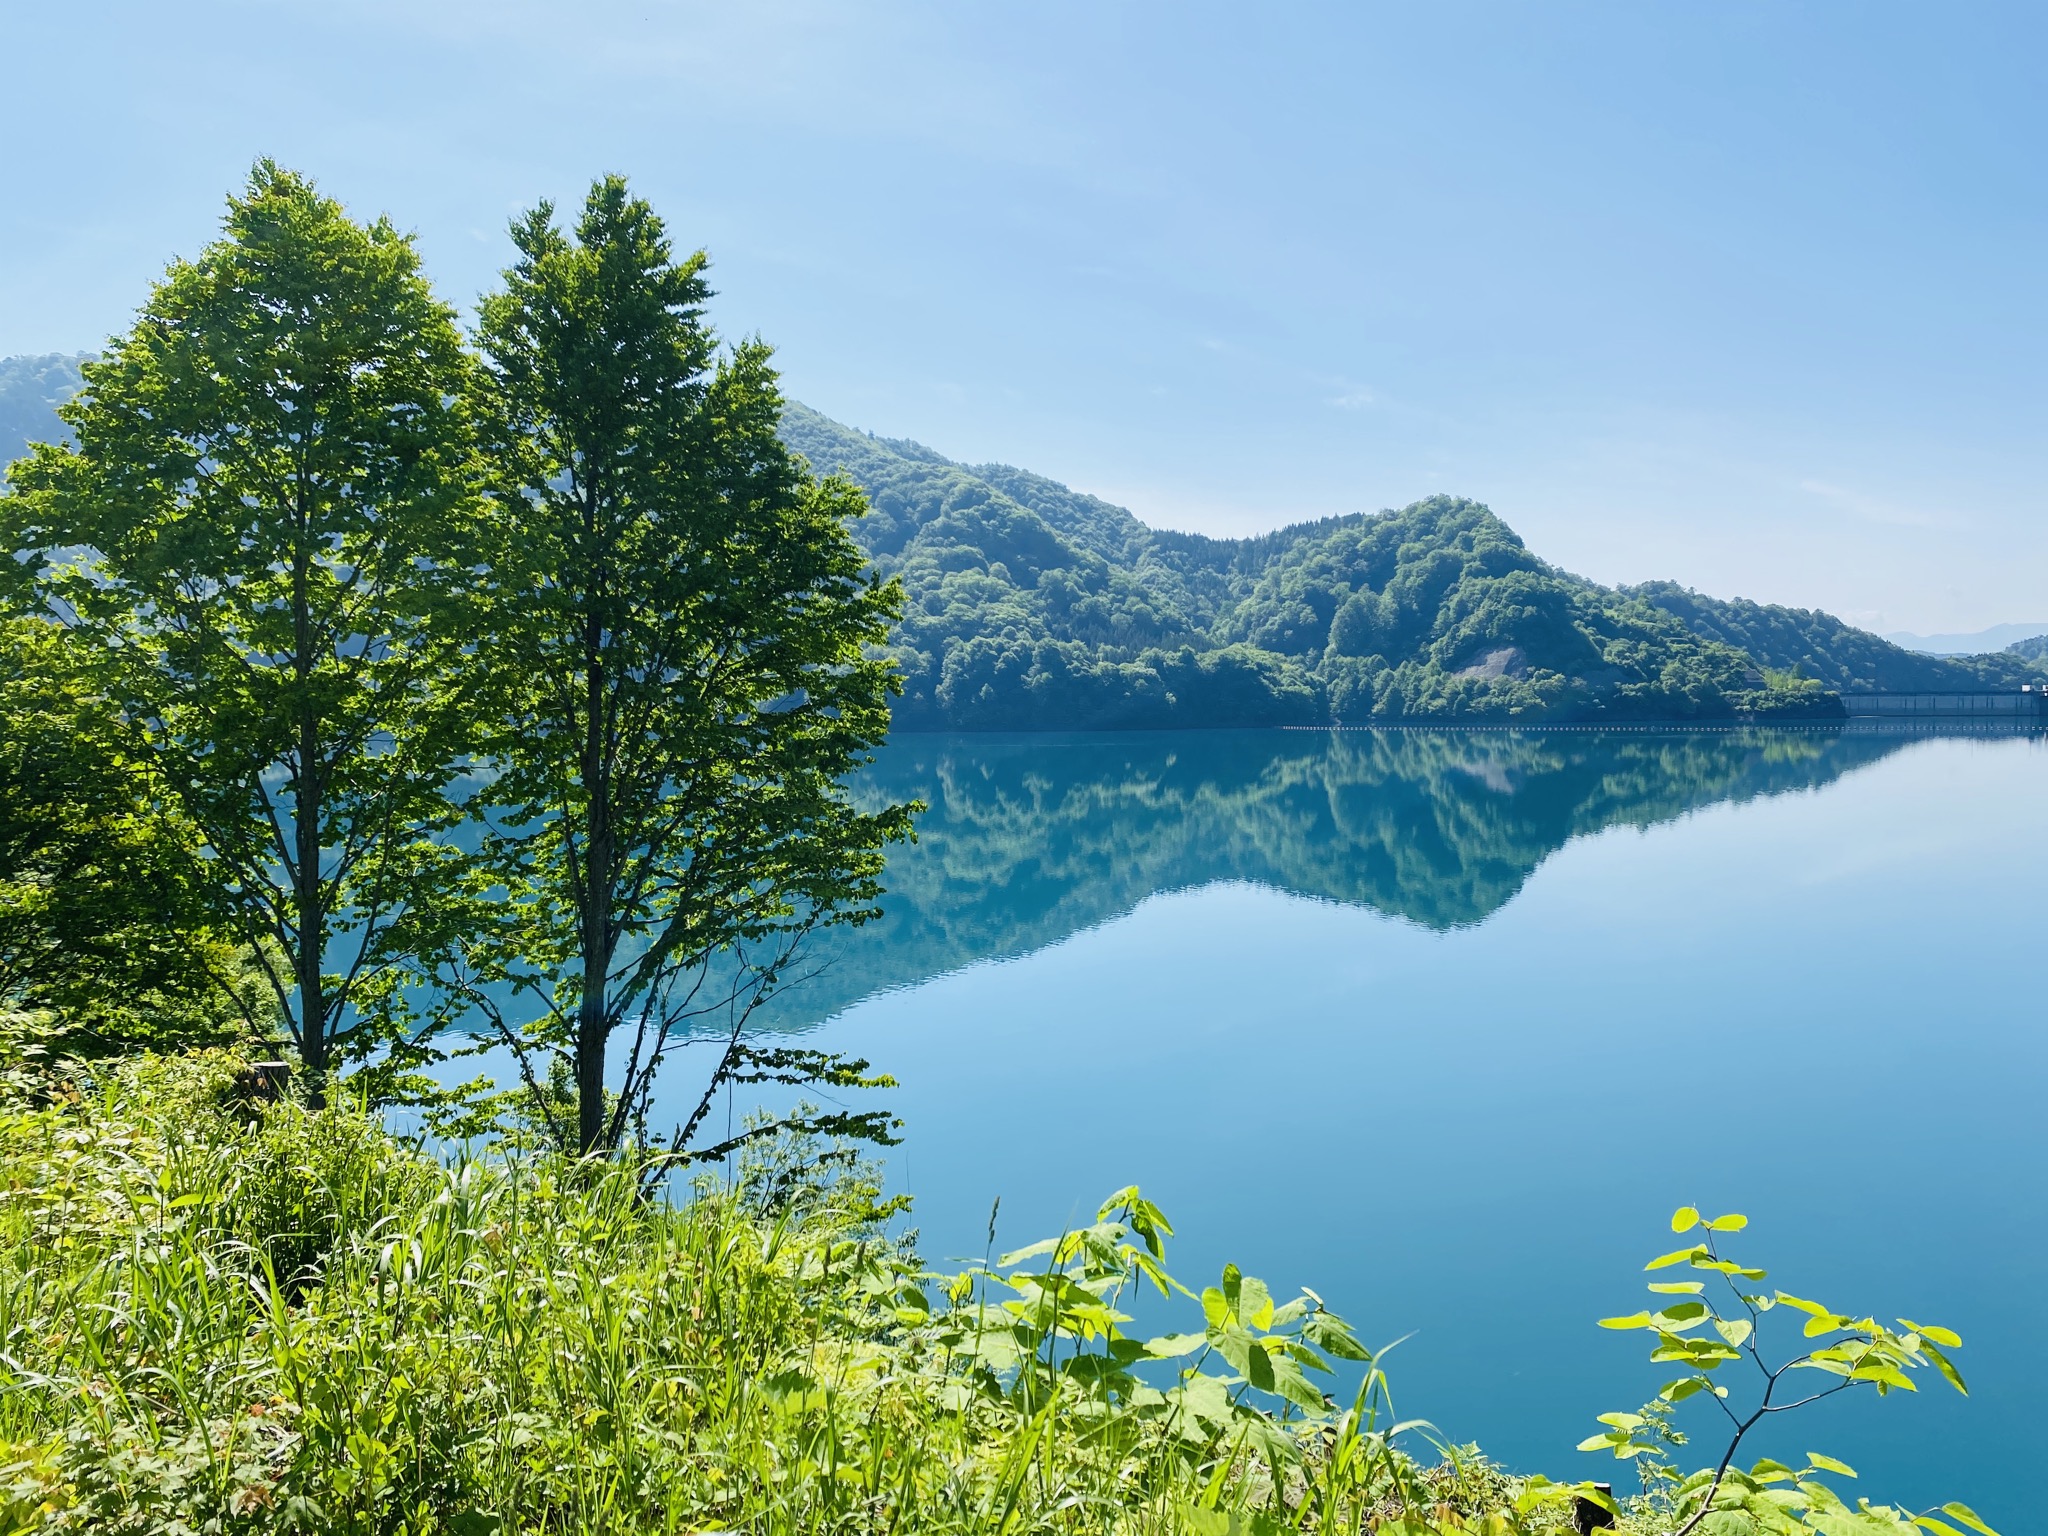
xmin=5 ymin=2 xmax=2042 ymax=632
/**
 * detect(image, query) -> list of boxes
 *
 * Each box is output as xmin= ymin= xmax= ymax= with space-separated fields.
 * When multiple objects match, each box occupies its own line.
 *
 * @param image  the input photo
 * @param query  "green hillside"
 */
xmin=0 ymin=353 xmax=86 ymax=479
xmin=782 ymin=403 xmax=2045 ymax=727
xmin=7 ymin=366 xmax=2038 ymax=725
xmin=1625 ymin=581 xmax=2044 ymax=695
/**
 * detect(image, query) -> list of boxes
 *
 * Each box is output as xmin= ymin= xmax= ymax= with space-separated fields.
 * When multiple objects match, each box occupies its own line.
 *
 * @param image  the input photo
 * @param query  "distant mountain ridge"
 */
xmin=1882 ymin=622 xmax=2048 ymax=656
xmin=780 ymin=402 xmax=2045 ymax=727
xmin=6 ymin=355 xmax=2042 ymax=726
xmin=0 ymin=353 xmax=86 ymax=479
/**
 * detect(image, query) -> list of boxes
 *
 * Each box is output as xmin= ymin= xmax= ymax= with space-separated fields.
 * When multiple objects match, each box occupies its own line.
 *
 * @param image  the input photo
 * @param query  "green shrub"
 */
xmin=0 ymin=1054 xmax=2007 ymax=1535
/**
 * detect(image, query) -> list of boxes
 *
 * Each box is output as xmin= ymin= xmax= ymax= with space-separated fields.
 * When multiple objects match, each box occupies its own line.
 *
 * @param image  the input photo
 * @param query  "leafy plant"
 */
xmin=0 ymin=618 xmax=268 ymax=1054
xmin=2 ymin=1048 xmax=1604 ymax=1535
xmin=0 ymin=163 xmax=480 ymax=1100
xmin=1583 ymin=1207 xmax=2000 ymax=1536
xmin=443 ymin=175 xmax=914 ymax=1159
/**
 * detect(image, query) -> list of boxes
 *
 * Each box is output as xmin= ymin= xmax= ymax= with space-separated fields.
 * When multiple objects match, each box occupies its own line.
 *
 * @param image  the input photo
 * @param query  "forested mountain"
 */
xmin=6 ymin=360 xmax=2039 ymax=725
xmin=782 ymin=403 xmax=2046 ymax=727
xmin=0 ymin=353 xmax=85 ymax=478
xmin=1625 ymin=583 xmax=2045 ymax=695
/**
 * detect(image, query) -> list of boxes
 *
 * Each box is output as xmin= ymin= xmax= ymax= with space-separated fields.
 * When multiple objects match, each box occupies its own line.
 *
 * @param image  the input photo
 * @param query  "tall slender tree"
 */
xmin=463 ymin=176 xmax=911 ymax=1157
xmin=0 ymin=163 xmax=477 ymax=1098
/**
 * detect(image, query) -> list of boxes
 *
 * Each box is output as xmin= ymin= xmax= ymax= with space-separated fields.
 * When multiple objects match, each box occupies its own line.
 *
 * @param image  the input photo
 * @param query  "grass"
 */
xmin=0 ymin=1027 xmax=1993 ymax=1535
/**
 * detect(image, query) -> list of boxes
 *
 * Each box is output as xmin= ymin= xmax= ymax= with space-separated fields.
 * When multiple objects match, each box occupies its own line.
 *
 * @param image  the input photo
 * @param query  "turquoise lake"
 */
xmin=483 ymin=725 xmax=2048 ymax=1522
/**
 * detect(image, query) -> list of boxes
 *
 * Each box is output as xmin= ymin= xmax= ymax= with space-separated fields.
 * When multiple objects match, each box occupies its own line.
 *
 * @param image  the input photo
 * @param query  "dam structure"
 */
xmin=1839 ymin=688 xmax=2046 ymax=721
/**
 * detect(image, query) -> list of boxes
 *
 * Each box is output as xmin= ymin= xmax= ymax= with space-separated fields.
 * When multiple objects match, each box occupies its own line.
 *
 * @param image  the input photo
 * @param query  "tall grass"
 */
xmin=0 ymin=1042 xmax=1578 ymax=1534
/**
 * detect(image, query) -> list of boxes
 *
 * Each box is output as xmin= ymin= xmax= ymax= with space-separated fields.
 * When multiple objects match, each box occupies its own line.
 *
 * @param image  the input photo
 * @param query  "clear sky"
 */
xmin=4 ymin=1 xmax=2043 ymax=632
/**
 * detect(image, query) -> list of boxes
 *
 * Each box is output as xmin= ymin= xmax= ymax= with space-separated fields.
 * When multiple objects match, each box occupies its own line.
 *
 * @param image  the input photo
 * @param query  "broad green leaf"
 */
xmin=1236 ymin=1343 xmax=1269 ymax=1400
xmin=1280 ymin=1338 xmax=1333 ymax=1374
xmin=998 ymin=1238 xmax=1060 ymax=1267
xmin=1714 ymin=1317 xmax=1754 ymax=1347
xmin=1706 ymin=1213 xmax=1749 ymax=1232
xmin=1268 ymin=1353 xmax=1327 ymax=1414
xmin=1577 ymin=1484 xmax=1620 ymax=1514
xmin=1647 ymin=1245 xmax=1709 ymax=1271
xmin=1242 ymin=1335 xmax=1276 ymax=1392
xmin=1301 ymin=1310 xmax=1373 ymax=1362
xmin=1806 ymin=1453 xmax=1857 ymax=1477
xmin=1238 ymin=1273 xmax=1275 ymax=1331
xmin=1650 ymin=1280 xmax=1706 ymax=1294
xmin=1775 ymin=1292 xmax=1829 ymax=1317
xmin=1170 ymin=1372 xmax=1236 ymax=1429
xmin=1940 ymin=1505 xmax=2001 ymax=1536
xmin=1672 ymin=1206 xmax=1701 ymax=1233
xmin=1921 ymin=1339 xmax=1969 ymax=1396
xmin=1661 ymin=1376 xmax=1721 ymax=1402
xmin=1900 ymin=1317 xmax=1962 ymax=1349
xmin=1599 ymin=1311 xmax=1653 ymax=1330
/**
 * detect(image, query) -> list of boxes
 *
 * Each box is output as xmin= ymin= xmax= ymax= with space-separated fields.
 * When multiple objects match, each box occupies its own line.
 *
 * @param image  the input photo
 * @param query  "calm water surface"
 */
xmin=583 ymin=727 xmax=2048 ymax=1519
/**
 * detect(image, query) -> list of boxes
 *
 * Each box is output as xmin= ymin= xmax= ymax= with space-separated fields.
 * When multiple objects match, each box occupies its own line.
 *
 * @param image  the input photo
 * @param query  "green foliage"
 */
xmin=0 ymin=617 xmax=266 ymax=1053
xmin=785 ymin=408 xmax=1972 ymax=726
xmin=0 ymin=163 xmax=479 ymax=1095
xmin=1583 ymin=1209 xmax=1996 ymax=1536
xmin=0 ymin=1045 xmax=1600 ymax=1535
xmin=0 ymin=1048 xmax=2009 ymax=1535
xmin=1625 ymin=586 xmax=2048 ymax=695
xmin=445 ymin=176 xmax=914 ymax=1156
xmin=14 ymin=350 xmax=2036 ymax=735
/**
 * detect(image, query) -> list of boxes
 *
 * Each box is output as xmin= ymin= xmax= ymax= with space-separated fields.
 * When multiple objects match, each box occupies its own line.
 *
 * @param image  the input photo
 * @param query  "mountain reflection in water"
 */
xmin=762 ymin=726 xmax=1914 ymax=1031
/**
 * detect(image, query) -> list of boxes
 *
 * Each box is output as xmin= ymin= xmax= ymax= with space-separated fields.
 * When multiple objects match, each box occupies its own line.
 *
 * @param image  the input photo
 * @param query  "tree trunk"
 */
xmin=575 ymin=598 xmax=612 ymax=1156
xmin=292 ymin=532 xmax=327 ymax=1109
xmin=576 ymin=963 xmax=608 ymax=1154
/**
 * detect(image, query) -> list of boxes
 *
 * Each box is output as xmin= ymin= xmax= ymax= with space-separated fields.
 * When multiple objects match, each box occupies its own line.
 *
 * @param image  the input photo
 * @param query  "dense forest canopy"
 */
xmin=8 ymin=361 xmax=2042 ymax=726
xmin=780 ymin=403 xmax=2047 ymax=727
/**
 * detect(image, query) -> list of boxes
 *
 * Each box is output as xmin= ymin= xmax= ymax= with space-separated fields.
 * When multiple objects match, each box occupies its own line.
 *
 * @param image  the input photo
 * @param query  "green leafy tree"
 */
xmin=457 ymin=176 xmax=911 ymax=1157
xmin=0 ymin=617 xmax=262 ymax=1052
xmin=0 ymin=163 xmax=477 ymax=1099
xmin=1584 ymin=1207 xmax=1998 ymax=1536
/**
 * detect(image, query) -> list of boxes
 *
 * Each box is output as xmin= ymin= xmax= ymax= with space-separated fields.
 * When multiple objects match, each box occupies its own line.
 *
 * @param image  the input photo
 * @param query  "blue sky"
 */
xmin=4 ymin=1 xmax=2043 ymax=631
